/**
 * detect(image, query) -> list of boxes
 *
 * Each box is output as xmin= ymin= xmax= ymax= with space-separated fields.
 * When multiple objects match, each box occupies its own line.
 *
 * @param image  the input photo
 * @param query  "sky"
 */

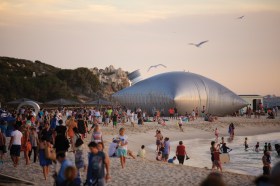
xmin=0 ymin=0 xmax=280 ymax=95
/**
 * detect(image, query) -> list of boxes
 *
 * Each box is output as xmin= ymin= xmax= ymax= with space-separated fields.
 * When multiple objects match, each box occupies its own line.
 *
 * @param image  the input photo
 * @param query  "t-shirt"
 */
xmin=137 ymin=149 xmax=146 ymax=158
xmin=168 ymin=158 xmax=175 ymax=163
xmin=108 ymin=142 xmax=118 ymax=157
xmin=11 ymin=130 xmax=22 ymax=145
xmin=163 ymin=141 xmax=170 ymax=155
xmin=87 ymin=151 xmax=105 ymax=181
xmin=176 ymin=145 xmax=186 ymax=156
xmin=118 ymin=135 xmax=128 ymax=150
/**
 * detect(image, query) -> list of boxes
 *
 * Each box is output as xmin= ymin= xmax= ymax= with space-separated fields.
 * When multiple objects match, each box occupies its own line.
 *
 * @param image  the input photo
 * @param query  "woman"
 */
xmin=155 ymin=130 xmax=163 ymax=152
xmin=21 ymin=125 xmax=32 ymax=165
xmin=66 ymin=116 xmax=77 ymax=146
xmin=91 ymin=125 xmax=103 ymax=143
xmin=77 ymin=115 xmax=86 ymax=139
xmin=210 ymin=141 xmax=222 ymax=172
xmin=116 ymin=128 xmax=128 ymax=169
xmin=39 ymin=137 xmax=52 ymax=180
xmin=176 ymin=141 xmax=186 ymax=164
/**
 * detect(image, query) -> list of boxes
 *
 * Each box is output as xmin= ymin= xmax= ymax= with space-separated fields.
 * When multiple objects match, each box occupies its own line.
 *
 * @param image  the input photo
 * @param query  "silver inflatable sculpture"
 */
xmin=112 ymin=71 xmax=247 ymax=116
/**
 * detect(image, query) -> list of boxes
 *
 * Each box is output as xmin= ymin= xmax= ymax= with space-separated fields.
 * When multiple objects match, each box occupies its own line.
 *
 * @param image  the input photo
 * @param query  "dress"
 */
xmin=39 ymin=149 xmax=52 ymax=166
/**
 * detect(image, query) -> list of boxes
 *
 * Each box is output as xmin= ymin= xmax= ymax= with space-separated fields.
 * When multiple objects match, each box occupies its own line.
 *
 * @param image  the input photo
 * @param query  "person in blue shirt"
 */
xmin=55 ymin=152 xmax=74 ymax=185
xmin=168 ymin=156 xmax=176 ymax=163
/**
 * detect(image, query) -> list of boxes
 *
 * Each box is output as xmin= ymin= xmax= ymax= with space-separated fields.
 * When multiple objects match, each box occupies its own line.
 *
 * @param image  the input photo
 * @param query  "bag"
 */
xmin=186 ymin=155 xmax=190 ymax=160
xmin=45 ymin=146 xmax=56 ymax=161
xmin=75 ymin=134 xmax=84 ymax=147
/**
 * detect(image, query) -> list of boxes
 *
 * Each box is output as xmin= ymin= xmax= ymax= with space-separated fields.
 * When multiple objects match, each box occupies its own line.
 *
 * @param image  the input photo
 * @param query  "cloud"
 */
xmin=0 ymin=0 xmax=280 ymax=25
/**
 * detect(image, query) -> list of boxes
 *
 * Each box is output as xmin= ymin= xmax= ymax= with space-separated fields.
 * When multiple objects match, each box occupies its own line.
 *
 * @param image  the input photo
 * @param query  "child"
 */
xmin=137 ymin=145 xmax=146 ymax=158
xmin=215 ymin=128 xmax=219 ymax=141
xmin=255 ymin=142 xmax=260 ymax=152
xmin=268 ymin=143 xmax=272 ymax=151
xmin=168 ymin=156 xmax=176 ymax=163
xmin=244 ymin=137 xmax=249 ymax=151
xmin=264 ymin=142 xmax=268 ymax=151
xmin=178 ymin=117 xmax=183 ymax=132
xmin=156 ymin=151 xmax=162 ymax=161
xmin=75 ymin=141 xmax=86 ymax=182
xmin=116 ymin=128 xmax=128 ymax=169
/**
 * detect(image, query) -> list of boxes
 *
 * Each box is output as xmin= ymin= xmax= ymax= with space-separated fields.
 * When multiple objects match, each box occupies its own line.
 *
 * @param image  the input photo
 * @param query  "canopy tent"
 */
xmin=84 ymin=99 xmax=113 ymax=106
xmin=7 ymin=98 xmax=42 ymax=105
xmin=45 ymin=98 xmax=80 ymax=106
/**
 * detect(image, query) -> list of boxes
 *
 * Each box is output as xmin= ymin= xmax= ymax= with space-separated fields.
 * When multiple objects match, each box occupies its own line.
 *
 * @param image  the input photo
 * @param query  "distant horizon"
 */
xmin=1 ymin=1 xmax=279 ymax=96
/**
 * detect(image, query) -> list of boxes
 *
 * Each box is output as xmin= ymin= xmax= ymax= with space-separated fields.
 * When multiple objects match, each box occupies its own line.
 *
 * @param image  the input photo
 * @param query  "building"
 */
xmin=239 ymin=95 xmax=263 ymax=112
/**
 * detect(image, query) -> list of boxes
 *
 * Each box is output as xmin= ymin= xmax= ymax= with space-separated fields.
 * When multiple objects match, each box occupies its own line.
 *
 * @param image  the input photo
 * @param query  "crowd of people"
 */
xmin=0 ymin=104 xmax=279 ymax=186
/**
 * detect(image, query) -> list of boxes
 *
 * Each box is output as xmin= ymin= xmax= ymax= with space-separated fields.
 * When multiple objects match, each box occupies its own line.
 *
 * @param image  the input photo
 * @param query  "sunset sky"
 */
xmin=0 ymin=0 xmax=279 ymax=95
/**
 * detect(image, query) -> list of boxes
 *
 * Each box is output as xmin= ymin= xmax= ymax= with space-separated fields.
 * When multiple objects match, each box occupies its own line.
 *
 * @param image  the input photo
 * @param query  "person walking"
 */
xmin=8 ymin=125 xmax=22 ymax=167
xmin=176 ymin=141 xmax=186 ymax=164
xmin=86 ymin=141 xmax=110 ymax=186
xmin=28 ymin=127 xmax=39 ymax=163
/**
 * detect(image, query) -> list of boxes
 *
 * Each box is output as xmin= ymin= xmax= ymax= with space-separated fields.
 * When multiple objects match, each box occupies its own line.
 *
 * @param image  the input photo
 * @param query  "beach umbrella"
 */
xmin=7 ymin=98 xmax=42 ymax=105
xmin=45 ymin=98 xmax=80 ymax=106
xmin=85 ymin=99 xmax=112 ymax=106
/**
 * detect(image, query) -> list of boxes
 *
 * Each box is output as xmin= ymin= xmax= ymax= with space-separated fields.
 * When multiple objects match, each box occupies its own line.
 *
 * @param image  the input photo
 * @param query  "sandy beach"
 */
xmin=0 ymin=116 xmax=280 ymax=186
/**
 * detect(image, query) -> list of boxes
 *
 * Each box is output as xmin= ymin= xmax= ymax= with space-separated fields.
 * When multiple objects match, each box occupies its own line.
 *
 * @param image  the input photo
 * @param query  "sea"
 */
xmin=148 ymin=132 xmax=280 ymax=176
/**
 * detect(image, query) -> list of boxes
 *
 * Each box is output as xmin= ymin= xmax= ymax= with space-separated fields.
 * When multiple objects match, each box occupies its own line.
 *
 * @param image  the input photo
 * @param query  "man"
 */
xmin=176 ymin=141 xmax=186 ymax=164
xmin=8 ymin=125 xmax=22 ymax=167
xmin=55 ymin=152 xmax=74 ymax=185
xmin=262 ymin=150 xmax=271 ymax=175
xmin=86 ymin=141 xmax=110 ymax=186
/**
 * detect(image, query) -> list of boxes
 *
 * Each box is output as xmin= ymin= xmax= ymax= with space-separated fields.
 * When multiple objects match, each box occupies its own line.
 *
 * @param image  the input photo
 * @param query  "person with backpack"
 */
xmin=86 ymin=141 xmax=110 ymax=186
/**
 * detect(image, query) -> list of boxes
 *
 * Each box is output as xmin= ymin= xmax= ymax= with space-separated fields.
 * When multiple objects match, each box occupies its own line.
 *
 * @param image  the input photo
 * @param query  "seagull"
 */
xmin=189 ymin=40 xmax=209 ymax=47
xmin=237 ymin=15 xmax=244 ymax=19
xmin=147 ymin=64 xmax=167 ymax=72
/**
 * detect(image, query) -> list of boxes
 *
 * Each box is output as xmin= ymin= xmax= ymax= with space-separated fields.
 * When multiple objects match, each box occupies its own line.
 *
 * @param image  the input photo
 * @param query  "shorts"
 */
xmin=117 ymin=148 xmax=127 ymax=157
xmin=163 ymin=153 xmax=169 ymax=160
xmin=156 ymin=140 xmax=161 ymax=146
xmin=10 ymin=145 xmax=21 ymax=157
xmin=263 ymin=166 xmax=271 ymax=175
xmin=113 ymin=121 xmax=117 ymax=126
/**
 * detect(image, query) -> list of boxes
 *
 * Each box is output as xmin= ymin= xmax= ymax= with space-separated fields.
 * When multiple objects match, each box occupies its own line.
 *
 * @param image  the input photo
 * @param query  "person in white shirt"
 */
xmin=8 ymin=125 xmax=23 ymax=167
xmin=116 ymin=128 xmax=128 ymax=169
xmin=108 ymin=139 xmax=118 ymax=157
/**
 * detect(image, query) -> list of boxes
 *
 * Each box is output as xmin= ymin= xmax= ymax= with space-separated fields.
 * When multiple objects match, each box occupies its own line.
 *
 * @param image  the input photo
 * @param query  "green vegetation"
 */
xmin=0 ymin=57 xmax=100 ymax=102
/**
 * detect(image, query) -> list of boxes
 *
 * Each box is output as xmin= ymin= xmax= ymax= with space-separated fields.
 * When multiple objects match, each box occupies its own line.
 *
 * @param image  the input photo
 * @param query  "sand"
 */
xmin=0 ymin=116 xmax=279 ymax=186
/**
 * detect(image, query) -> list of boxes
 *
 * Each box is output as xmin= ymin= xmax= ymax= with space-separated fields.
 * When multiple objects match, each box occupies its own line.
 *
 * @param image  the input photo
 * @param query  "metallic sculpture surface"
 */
xmin=112 ymin=71 xmax=247 ymax=116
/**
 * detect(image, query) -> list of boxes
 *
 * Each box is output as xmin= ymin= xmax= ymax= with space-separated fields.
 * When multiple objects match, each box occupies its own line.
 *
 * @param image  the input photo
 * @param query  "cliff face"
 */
xmin=90 ymin=65 xmax=130 ymax=100
xmin=0 ymin=57 xmax=130 ymax=103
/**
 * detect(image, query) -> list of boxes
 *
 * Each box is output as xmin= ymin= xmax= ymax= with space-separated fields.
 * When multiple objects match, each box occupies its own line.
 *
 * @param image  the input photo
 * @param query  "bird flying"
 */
xmin=189 ymin=40 xmax=209 ymax=47
xmin=237 ymin=16 xmax=244 ymax=19
xmin=147 ymin=64 xmax=167 ymax=72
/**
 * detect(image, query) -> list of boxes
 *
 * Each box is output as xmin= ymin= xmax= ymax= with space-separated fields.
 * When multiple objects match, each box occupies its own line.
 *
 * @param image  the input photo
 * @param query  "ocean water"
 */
xmin=148 ymin=132 xmax=280 ymax=176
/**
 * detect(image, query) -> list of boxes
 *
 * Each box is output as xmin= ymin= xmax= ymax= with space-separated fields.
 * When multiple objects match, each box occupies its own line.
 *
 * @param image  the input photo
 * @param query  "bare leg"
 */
xmin=43 ymin=166 xmax=47 ymax=180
